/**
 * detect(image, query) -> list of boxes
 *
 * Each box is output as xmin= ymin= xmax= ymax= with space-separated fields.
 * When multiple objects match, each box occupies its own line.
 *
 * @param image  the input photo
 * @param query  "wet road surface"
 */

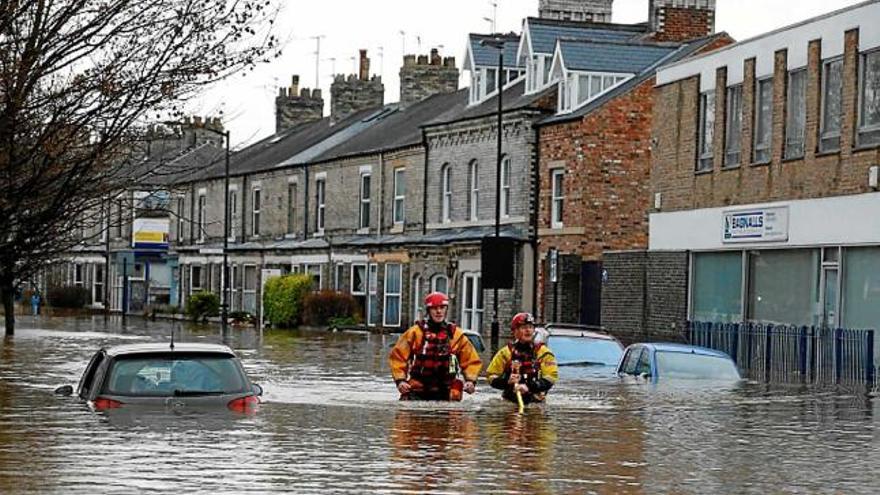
xmin=0 ymin=316 xmax=878 ymax=494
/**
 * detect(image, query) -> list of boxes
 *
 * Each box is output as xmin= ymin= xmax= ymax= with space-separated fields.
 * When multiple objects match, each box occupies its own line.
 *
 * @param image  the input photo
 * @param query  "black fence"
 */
xmin=688 ymin=321 xmax=876 ymax=386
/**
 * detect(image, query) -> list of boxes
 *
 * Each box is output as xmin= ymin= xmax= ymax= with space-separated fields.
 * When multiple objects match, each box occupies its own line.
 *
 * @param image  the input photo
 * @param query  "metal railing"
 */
xmin=688 ymin=321 xmax=876 ymax=386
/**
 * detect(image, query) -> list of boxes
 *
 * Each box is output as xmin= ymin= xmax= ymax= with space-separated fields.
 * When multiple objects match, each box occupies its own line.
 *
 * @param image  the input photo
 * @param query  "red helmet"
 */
xmin=425 ymin=292 xmax=450 ymax=309
xmin=511 ymin=312 xmax=536 ymax=332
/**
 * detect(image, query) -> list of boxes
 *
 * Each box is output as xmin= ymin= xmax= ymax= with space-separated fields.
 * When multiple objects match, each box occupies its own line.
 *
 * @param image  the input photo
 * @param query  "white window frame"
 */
xmin=441 ymin=164 xmax=452 ymax=223
xmin=229 ymin=264 xmax=239 ymax=311
xmin=551 ymin=168 xmax=565 ymax=229
xmin=242 ymin=264 xmax=257 ymax=314
xmin=190 ymin=264 xmax=202 ymax=295
xmin=383 ymin=263 xmax=402 ymax=327
xmin=251 ymin=186 xmax=261 ymax=237
xmin=73 ymin=263 xmax=84 ymax=287
xmin=460 ymin=272 xmax=483 ymax=332
xmin=368 ymin=263 xmax=379 ymax=327
xmin=558 ymin=70 xmax=631 ymax=114
xmin=316 ymin=178 xmax=326 ymax=234
xmin=228 ymin=188 xmax=238 ymax=242
xmin=359 ymin=172 xmax=371 ymax=230
xmin=335 ymin=264 xmax=345 ymax=291
xmin=93 ymin=264 xmax=104 ymax=306
xmin=393 ymin=168 xmax=405 ymax=225
xmin=500 ymin=156 xmax=511 ymax=218
xmin=197 ymin=192 xmax=207 ymax=243
xmin=304 ymin=263 xmax=323 ymax=291
xmin=468 ymin=161 xmax=479 ymax=221
xmin=412 ymin=274 xmax=422 ymax=322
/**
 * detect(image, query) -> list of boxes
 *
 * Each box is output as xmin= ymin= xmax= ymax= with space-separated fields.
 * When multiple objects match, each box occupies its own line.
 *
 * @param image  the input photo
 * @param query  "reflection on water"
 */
xmin=0 ymin=316 xmax=878 ymax=493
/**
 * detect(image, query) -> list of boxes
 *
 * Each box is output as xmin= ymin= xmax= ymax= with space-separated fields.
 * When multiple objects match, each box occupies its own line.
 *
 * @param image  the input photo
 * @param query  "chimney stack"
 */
xmin=359 ymin=49 xmax=370 ymax=80
xmin=275 ymin=74 xmax=324 ymax=133
xmin=539 ymin=0 xmax=614 ymax=23
xmin=399 ymin=49 xmax=459 ymax=108
xmin=649 ymin=0 xmax=716 ymax=42
xmin=331 ymin=50 xmax=384 ymax=123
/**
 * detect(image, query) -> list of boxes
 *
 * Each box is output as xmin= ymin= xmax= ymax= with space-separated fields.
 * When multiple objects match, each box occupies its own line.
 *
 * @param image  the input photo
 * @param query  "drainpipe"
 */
xmin=421 ymin=129 xmax=429 ymax=236
xmin=531 ymin=122 xmax=541 ymax=315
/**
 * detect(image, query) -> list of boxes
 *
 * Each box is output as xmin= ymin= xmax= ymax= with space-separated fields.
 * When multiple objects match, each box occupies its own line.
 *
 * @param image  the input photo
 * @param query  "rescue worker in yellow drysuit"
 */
xmin=389 ymin=292 xmax=482 ymax=401
xmin=486 ymin=312 xmax=558 ymax=404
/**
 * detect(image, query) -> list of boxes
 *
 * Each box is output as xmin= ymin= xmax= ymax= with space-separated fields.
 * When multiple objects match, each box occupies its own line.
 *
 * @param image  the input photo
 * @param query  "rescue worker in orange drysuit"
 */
xmin=486 ymin=312 xmax=559 ymax=404
xmin=389 ymin=292 xmax=482 ymax=401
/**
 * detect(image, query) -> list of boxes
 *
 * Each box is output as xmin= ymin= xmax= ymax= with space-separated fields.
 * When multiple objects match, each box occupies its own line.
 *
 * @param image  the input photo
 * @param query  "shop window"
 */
xmin=842 ymin=247 xmax=880 ymax=330
xmin=691 ymin=252 xmax=743 ymax=323
xmin=747 ymin=249 xmax=820 ymax=326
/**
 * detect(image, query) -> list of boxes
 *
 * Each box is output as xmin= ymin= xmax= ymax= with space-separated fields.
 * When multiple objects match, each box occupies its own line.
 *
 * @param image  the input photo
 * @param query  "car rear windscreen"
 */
xmin=104 ymin=353 xmax=249 ymax=397
xmin=655 ymin=351 xmax=741 ymax=380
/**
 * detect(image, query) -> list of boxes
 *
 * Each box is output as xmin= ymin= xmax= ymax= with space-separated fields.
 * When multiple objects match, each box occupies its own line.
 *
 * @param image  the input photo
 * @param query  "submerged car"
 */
xmin=616 ymin=343 xmax=741 ymax=382
xmin=55 ymin=342 xmax=263 ymax=412
xmin=534 ymin=324 xmax=624 ymax=366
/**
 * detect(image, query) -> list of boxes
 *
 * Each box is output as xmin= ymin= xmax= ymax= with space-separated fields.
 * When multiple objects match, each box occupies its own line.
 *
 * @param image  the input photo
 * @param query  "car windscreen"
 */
xmin=655 ymin=351 xmax=741 ymax=380
xmin=550 ymin=336 xmax=623 ymax=366
xmin=103 ymin=353 xmax=249 ymax=397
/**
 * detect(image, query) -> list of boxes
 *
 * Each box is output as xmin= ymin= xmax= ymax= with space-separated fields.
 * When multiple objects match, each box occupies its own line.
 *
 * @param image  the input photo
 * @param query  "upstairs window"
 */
xmin=725 ymin=85 xmax=743 ymax=167
xmin=551 ymin=169 xmax=564 ymax=229
xmin=559 ymin=71 xmax=629 ymax=114
xmin=251 ymin=187 xmax=261 ymax=237
xmin=315 ymin=178 xmax=326 ymax=234
xmin=468 ymin=161 xmax=479 ymax=221
xmin=858 ymin=50 xmax=880 ymax=147
xmin=754 ymin=78 xmax=773 ymax=164
xmin=175 ymin=197 xmax=184 ymax=242
xmin=697 ymin=90 xmax=715 ymax=172
xmin=287 ymin=182 xmax=297 ymax=235
xmin=393 ymin=168 xmax=405 ymax=225
xmin=359 ymin=173 xmax=371 ymax=230
xmin=197 ymin=193 xmax=206 ymax=242
xmin=501 ymin=156 xmax=511 ymax=218
xmin=440 ymin=164 xmax=452 ymax=223
xmin=820 ymin=58 xmax=843 ymax=153
xmin=785 ymin=69 xmax=807 ymax=159
xmin=228 ymin=190 xmax=237 ymax=240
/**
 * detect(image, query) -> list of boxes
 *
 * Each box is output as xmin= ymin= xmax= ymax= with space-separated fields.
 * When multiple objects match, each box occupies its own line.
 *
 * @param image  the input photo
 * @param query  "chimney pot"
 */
xmin=312 ymin=88 xmax=322 ymax=100
xmin=430 ymin=48 xmax=441 ymax=65
xmin=417 ymin=55 xmax=429 ymax=65
xmin=359 ymin=49 xmax=370 ymax=80
xmin=444 ymin=56 xmax=456 ymax=68
xmin=404 ymin=54 xmax=416 ymax=67
xmin=300 ymin=88 xmax=310 ymax=98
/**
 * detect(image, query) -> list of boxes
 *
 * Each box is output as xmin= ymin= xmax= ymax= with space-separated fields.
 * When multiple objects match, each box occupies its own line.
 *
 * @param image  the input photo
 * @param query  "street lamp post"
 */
xmin=221 ymin=129 xmax=230 ymax=338
xmin=481 ymin=37 xmax=505 ymax=351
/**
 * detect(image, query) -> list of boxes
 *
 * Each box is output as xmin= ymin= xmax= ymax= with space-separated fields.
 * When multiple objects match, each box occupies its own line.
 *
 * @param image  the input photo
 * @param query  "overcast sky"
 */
xmin=190 ymin=0 xmax=866 ymax=147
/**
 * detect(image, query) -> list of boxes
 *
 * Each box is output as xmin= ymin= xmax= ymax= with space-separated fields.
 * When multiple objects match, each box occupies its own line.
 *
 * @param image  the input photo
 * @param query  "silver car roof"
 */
xmin=104 ymin=342 xmax=236 ymax=357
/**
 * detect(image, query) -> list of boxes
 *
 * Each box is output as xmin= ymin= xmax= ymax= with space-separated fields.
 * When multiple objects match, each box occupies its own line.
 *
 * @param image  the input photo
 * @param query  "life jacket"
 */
xmin=409 ymin=320 xmax=456 ymax=386
xmin=506 ymin=342 xmax=544 ymax=383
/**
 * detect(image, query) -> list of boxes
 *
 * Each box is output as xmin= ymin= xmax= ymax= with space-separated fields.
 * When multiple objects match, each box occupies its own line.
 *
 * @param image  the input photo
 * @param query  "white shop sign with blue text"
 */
xmin=722 ymin=207 xmax=789 ymax=243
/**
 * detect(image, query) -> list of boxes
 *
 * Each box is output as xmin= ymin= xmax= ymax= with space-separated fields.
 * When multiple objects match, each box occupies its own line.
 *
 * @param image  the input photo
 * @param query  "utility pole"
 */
xmin=378 ymin=46 xmax=384 ymax=80
xmin=399 ymin=30 xmax=406 ymax=56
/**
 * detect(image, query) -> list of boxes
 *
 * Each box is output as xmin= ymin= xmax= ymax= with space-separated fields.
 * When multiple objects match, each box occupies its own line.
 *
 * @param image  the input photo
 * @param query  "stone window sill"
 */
xmin=750 ymin=160 xmax=771 ymax=167
xmin=815 ymin=149 xmax=841 ymax=158
xmin=694 ymin=169 xmax=713 ymax=176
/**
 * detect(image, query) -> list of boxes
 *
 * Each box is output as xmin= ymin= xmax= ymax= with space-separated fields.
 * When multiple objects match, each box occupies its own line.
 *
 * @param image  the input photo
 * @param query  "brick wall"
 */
xmin=654 ymin=28 xmax=880 ymax=213
xmin=601 ymin=250 xmax=689 ymax=342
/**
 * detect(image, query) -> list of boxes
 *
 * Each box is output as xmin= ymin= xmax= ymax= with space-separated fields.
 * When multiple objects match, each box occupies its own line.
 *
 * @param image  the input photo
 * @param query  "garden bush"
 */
xmin=185 ymin=291 xmax=220 ymax=322
xmin=47 ymin=286 xmax=90 ymax=309
xmin=303 ymin=290 xmax=362 ymax=327
xmin=262 ymin=274 xmax=312 ymax=328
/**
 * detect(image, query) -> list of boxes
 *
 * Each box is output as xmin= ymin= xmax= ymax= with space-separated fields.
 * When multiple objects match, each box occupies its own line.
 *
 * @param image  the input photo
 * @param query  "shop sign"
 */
xmin=722 ymin=207 xmax=789 ymax=243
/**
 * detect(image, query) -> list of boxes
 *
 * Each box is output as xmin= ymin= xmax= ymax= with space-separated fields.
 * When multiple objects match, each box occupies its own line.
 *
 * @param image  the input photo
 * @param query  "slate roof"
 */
xmin=557 ymin=39 xmax=678 ymax=74
xmin=469 ymin=33 xmax=523 ymax=68
xmin=422 ymin=79 xmax=555 ymax=128
xmin=526 ymin=17 xmax=647 ymax=55
xmin=539 ymin=33 xmax=730 ymax=125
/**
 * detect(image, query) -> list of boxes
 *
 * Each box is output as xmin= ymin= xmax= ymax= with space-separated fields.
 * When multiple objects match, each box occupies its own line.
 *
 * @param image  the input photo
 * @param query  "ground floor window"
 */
xmin=460 ymin=272 xmax=483 ymax=332
xmin=93 ymin=264 xmax=104 ymax=305
xmin=243 ymin=264 xmax=257 ymax=314
xmin=368 ymin=264 xmax=380 ymax=327
xmin=692 ymin=252 xmax=742 ymax=322
xmin=383 ymin=263 xmax=402 ymax=327
xmin=747 ymin=249 xmax=820 ymax=326
xmin=304 ymin=264 xmax=322 ymax=291
xmin=842 ymin=247 xmax=880 ymax=330
xmin=351 ymin=264 xmax=367 ymax=321
xmin=412 ymin=275 xmax=422 ymax=322
xmin=431 ymin=274 xmax=448 ymax=294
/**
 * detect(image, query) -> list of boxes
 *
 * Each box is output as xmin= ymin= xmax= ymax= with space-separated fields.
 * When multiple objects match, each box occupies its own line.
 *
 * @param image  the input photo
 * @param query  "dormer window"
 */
xmin=468 ymin=66 xmax=525 ymax=105
xmin=525 ymin=55 xmax=554 ymax=94
xmin=558 ymin=71 xmax=630 ymax=113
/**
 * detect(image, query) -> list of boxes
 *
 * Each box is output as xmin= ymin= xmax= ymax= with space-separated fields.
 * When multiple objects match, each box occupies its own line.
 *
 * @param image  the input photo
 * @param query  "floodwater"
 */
xmin=0 ymin=316 xmax=878 ymax=494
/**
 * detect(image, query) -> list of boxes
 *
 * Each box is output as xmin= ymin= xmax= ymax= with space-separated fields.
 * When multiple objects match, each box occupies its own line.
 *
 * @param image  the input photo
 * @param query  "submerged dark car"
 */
xmin=56 ymin=343 xmax=262 ymax=413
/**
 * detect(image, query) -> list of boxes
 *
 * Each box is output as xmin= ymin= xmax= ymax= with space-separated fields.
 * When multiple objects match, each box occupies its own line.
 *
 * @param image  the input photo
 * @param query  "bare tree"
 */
xmin=0 ymin=0 xmax=279 ymax=334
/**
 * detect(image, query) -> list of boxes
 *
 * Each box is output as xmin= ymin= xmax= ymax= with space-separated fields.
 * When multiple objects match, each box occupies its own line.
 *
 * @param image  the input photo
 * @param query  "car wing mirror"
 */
xmin=54 ymin=385 xmax=74 ymax=396
xmin=253 ymin=384 xmax=263 ymax=397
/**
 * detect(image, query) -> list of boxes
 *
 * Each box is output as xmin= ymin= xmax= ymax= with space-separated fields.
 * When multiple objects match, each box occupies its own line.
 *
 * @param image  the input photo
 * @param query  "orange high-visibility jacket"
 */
xmin=389 ymin=323 xmax=483 ymax=383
